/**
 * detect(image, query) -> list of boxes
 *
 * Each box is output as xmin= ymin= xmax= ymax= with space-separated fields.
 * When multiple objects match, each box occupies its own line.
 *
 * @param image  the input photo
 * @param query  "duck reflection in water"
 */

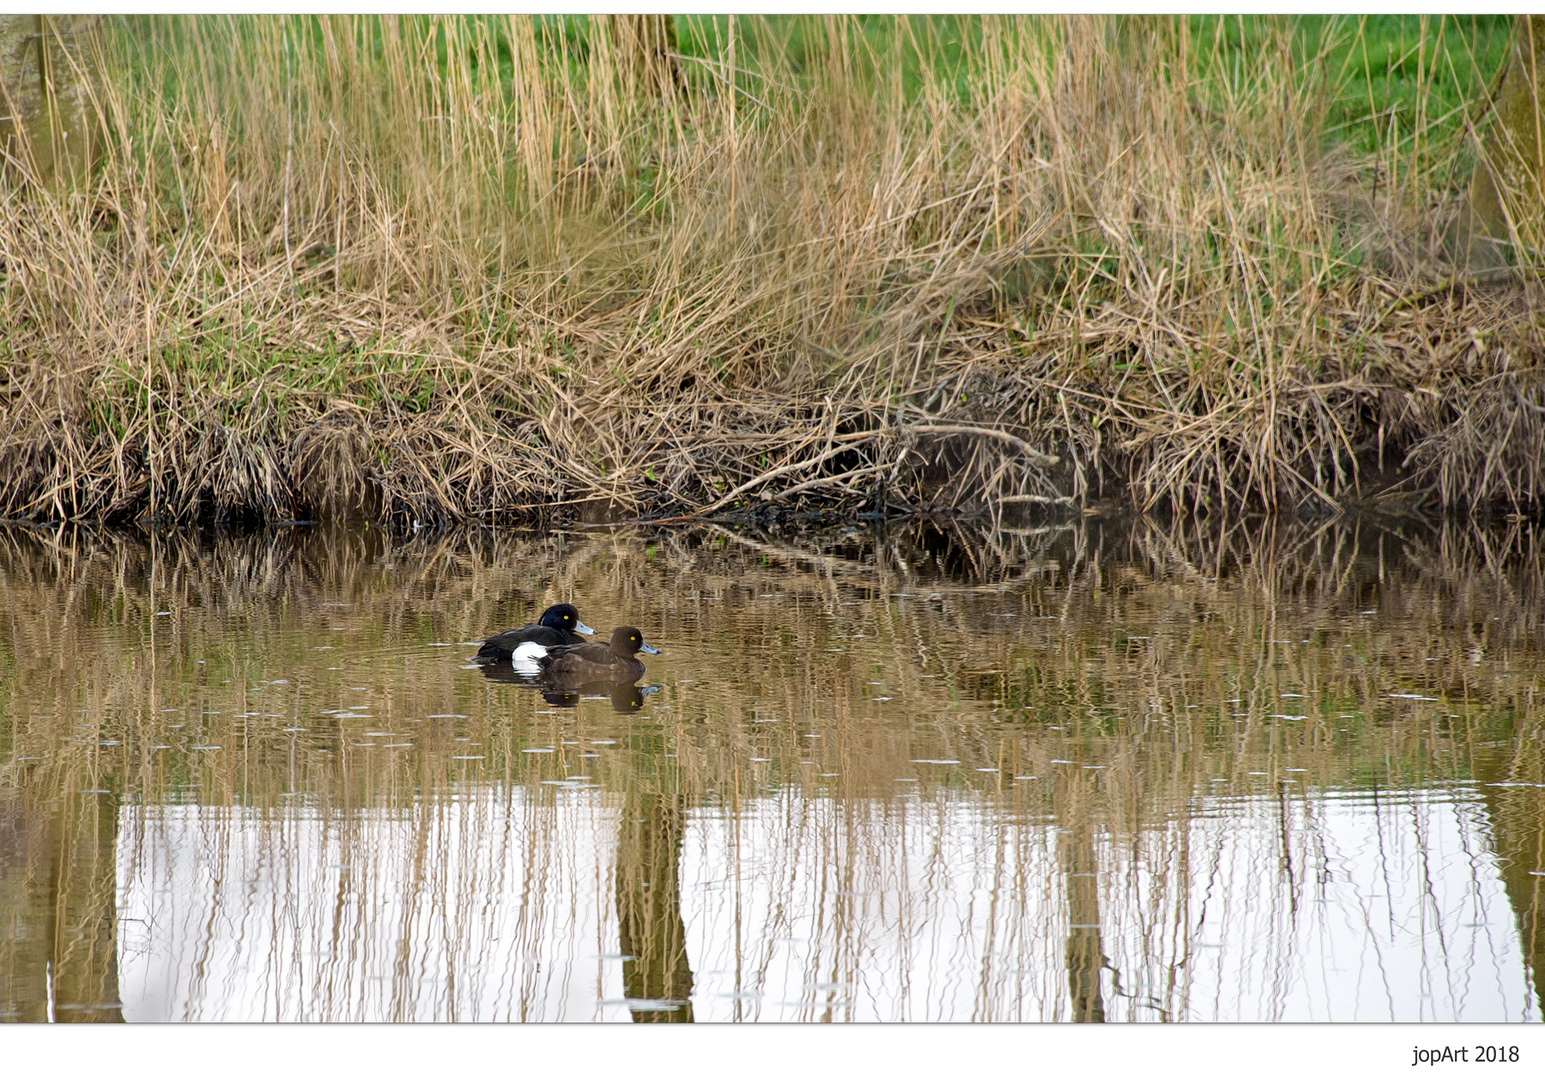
xmin=477 ymin=663 xmax=660 ymax=715
xmin=541 ymin=681 xmax=661 ymax=714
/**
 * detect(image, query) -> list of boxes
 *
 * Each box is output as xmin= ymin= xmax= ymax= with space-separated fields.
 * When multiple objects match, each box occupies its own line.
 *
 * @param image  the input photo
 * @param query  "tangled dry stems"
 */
xmin=1 ymin=15 xmax=1541 ymax=528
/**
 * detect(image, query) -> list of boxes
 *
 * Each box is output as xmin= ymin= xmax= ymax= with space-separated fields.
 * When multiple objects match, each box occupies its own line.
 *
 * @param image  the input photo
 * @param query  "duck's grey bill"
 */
xmin=639 ymin=642 xmax=662 ymax=655
xmin=575 ymin=620 xmax=597 ymax=635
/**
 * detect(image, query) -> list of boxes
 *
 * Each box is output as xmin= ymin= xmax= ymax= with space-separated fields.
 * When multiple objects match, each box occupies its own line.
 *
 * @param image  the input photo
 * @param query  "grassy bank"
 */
xmin=1 ymin=14 xmax=1540 ymax=527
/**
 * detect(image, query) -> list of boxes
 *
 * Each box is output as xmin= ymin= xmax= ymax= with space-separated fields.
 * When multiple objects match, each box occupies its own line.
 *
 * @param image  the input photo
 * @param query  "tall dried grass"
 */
xmin=1 ymin=15 xmax=1540 ymax=526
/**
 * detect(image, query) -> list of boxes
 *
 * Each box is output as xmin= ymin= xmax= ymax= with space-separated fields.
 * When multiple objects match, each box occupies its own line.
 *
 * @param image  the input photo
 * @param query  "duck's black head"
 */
xmin=541 ymin=604 xmax=596 ymax=636
xmin=609 ymin=626 xmax=662 ymax=657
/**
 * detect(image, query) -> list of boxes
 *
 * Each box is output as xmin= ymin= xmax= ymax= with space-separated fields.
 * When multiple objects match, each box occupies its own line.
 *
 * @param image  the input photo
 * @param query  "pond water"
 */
xmin=1 ymin=515 xmax=1542 ymax=1023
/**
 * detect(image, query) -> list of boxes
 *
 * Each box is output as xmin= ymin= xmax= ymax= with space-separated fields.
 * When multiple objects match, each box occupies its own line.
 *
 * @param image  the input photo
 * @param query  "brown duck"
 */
xmin=536 ymin=625 xmax=661 ymax=682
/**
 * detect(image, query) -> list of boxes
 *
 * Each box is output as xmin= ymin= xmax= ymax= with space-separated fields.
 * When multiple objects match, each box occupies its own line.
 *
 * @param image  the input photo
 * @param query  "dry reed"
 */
xmin=1 ymin=15 xmax=1540 ymax=527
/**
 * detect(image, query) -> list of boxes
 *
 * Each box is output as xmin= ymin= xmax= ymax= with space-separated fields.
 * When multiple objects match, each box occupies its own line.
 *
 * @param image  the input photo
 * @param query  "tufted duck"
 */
xmin=476 ymin=604 xmax=595 ymax=665
xmin=537 ymin=625 xmax=661 ymax=682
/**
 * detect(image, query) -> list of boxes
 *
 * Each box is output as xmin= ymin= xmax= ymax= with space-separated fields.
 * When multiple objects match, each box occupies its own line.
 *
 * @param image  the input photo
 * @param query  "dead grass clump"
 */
xmin=0 ymin=15 xmax=1540 ymax=526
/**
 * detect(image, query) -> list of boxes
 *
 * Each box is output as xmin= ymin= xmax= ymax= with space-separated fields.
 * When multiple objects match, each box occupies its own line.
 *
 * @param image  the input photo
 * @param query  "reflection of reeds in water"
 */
xmin=1 ymin=516 xmax=1542 ymax=1019
xmin=0 ymin=787 xmax=122 ymax=1021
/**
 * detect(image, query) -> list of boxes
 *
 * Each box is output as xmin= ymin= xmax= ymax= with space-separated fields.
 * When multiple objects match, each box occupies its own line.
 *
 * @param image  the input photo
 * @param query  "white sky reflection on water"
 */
xmin=115 ymin=785 xmax=1531 ymax=1022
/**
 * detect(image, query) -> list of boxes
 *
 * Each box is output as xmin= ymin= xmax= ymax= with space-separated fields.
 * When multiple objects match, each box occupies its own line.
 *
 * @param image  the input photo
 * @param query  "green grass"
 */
xmin=114 ymin=15 xmax=1513 ymax=157
xmin=531 ymin=15 xmax=1515 ymax=152
xmin=1305 ymin=15 xmax=1513 ymax=153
